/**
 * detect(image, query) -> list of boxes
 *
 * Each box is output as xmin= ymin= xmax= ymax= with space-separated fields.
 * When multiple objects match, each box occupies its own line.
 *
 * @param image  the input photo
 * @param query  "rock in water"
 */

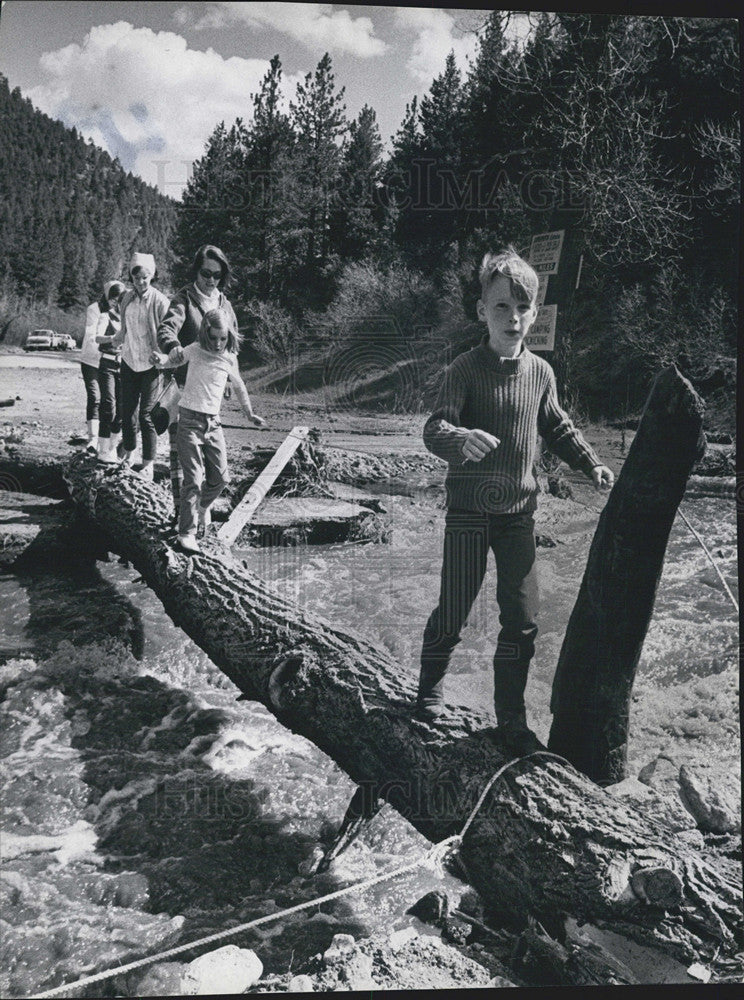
xmin=407 ymin=890 xmax=449 ymax=926
xmin=322 ymin=932 xmax=356 ymax=964
xmin=180 ymin=945 xmax=263 ymax=995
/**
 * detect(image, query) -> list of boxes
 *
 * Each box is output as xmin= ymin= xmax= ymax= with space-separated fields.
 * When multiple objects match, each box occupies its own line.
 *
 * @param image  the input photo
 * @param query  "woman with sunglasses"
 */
xmin=156 ymin=245 xmax=239 ymax=509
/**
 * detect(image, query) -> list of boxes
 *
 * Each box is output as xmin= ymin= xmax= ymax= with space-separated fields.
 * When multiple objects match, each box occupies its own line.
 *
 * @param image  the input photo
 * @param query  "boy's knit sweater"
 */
xmin=424 ymin=338 xmax=600 ymax=514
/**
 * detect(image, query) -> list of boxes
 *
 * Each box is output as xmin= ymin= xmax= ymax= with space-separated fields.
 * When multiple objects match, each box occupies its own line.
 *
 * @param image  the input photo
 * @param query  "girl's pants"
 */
xmin=418 ymin=509 xmax=539 ymax=721
xmin=97 ymin=358 xmax=121 ymax=438
xmin=167 ymin=369 xmax=187 ymax=504
xmin=80 ymin=363 xmax=100 ymax=421
xmin=120 ymin=362 xmax=160 ymax=461
xmin=168 ymin=420 xmax=183 ymax=504
xmin=176 ymin=407 xmax=230 ymax=536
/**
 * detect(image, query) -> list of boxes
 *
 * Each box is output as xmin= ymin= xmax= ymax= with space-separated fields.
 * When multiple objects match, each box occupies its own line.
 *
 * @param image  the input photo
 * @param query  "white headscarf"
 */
xmin=129 ymin=252 xmax=156 ymax=275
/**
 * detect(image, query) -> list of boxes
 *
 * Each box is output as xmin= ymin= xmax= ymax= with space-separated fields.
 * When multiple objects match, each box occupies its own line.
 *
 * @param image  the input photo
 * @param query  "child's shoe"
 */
xmin=97 ymin=438 xmax=117 ymax=464
xmin=176 ymin=533 xmax=200 ymax=554
xmin=414 ymin=663 xmax=445 ymax=722
xmin=120 ymin=449 xmax=136 ymax=468
xmin=414 ymin=695 xmax=444 ymax=722
xmin=495 ymin=710 xmax=546 ymax=757
xmin=138 ymin=462 xmax=154 ymax=482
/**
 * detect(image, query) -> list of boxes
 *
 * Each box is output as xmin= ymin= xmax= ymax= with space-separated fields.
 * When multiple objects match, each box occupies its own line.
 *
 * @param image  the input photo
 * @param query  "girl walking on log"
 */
xmin=157 ymin=245 xmax=238 ymax=507
xmin=109 ymin=253 xmax=170 ymax=480
xmin=78 ymin=280 xmax=126 ymax=452
xmin=151 ymin=308 xmax=265 ymax=553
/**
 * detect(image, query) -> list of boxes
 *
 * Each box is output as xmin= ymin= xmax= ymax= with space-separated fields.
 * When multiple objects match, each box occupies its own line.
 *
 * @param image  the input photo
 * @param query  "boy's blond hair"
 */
xmin=479 ymin=246 xmax=539 ymax=304
xmin=198 ymin=308 xmax=242 ymax=353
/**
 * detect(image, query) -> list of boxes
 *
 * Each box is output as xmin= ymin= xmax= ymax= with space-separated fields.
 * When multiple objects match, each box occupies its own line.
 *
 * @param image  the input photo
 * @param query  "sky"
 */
xmin=0 ymin=2 xmax=531 ymax=199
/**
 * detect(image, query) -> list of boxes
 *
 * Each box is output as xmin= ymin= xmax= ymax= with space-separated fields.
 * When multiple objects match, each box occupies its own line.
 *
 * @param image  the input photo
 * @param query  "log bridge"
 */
xmin=12 ymin=366 xmax=743 ymax=972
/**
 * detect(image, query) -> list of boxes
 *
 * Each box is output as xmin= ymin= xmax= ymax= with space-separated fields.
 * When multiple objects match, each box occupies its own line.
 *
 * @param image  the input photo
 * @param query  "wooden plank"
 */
xmin=218 ymin=425 xmax=310 ymax=545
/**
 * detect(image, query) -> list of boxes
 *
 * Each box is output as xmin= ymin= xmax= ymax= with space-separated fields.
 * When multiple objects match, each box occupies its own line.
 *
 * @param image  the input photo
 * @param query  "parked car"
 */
xmin=23 ymin=330 xmax=76 ymax=351
xmin=23 ymin=329 xmax=57 ymax=351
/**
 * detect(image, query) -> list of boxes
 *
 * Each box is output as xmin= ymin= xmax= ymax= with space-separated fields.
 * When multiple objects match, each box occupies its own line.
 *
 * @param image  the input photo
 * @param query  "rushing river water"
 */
xmin=0 ymin=488 xmax=738 ymax=996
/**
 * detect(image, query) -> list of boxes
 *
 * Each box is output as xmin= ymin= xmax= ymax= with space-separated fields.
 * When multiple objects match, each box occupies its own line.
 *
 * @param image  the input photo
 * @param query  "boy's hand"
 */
xmin=591 ymin=464 xmax=614 ymax=491
xmin=461 ymin=429 xmax=500 ymax=462
xmin=150 ymin=351 xmax=168 ymax=367
xmin=247 ymin=413 xmax=266 ymax=428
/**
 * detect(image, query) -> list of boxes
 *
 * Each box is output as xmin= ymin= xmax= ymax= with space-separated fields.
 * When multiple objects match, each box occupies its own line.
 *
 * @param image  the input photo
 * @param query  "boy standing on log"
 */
xmin=416 ymin=247 xmax=614 ymax=752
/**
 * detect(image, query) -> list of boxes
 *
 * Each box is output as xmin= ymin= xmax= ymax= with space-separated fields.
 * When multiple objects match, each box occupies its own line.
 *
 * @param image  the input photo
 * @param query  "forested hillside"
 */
xmin=173 ymin=13 xmax=738 ymax=427
xmin=1 ymin=13 xmax=738 ymax=429
xmin=0 ymin=73 xmax=176 ymax=315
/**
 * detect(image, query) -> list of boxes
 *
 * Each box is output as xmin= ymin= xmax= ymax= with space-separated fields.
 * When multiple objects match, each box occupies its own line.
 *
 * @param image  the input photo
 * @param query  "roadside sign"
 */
xmin=529 ymin=230 xmax=564 ymax=275
xmin=526 ymin=304 xmax=557 ymax=352
xmin=535 ymin=273 xmax=549 ymax=307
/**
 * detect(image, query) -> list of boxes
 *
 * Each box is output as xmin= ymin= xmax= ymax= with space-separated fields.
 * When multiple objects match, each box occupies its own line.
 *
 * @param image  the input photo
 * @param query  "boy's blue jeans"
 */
xmin=419 ymin=508 xmax=539 ymax=721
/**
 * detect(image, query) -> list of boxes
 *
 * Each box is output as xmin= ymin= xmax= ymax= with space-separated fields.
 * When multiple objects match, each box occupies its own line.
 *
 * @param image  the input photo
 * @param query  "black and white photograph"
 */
xmin=0 ymin=1 xmax=740 ymax=995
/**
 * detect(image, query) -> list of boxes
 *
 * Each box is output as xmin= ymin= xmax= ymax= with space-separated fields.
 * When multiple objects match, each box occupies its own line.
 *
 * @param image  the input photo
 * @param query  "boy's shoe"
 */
xmin=414 ymin=694 xmax=444 ymax=722
xmin=120 ymin=449 xmax=136 ymax=468
xmin=138 ymin=463 xmax=154 ymax=482
xmin=495 ymin=712 xmax=546 ymax=757
xmin=176 ymin=533 xmax=200 ymax=554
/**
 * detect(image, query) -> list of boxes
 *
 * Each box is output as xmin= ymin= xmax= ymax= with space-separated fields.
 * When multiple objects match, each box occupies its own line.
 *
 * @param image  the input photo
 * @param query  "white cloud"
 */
xmin=394 ymin=7 xmax=479 ymax=85
xmin=176 ymin=2 xmax=387 ymax=58
xmin=27 ymin=21 xmax=303 ymax=198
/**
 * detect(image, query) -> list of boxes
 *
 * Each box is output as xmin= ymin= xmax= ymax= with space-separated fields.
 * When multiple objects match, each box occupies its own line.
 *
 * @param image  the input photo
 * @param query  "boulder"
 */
xmin=679 ymin=766 xmax=741 ymax=834
xmin=604 ymin=776 xmax=697 ymax=833
xmin=287 ymin=974 xmax=315 ymax=992
xmin=407 ymin=890 xmax=449 ymax=926
xmin=322 ymin=932 xmax=356 ymax=965
xmin=180 ymin=945 xmax=263 ymax=995
xmin=128 ymin=961 xmax=187 ymax=997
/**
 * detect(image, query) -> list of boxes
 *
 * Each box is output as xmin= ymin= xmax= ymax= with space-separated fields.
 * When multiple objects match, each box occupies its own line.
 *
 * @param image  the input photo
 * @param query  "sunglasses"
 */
xmin=199 ymin=267 xmax=222 ymax=280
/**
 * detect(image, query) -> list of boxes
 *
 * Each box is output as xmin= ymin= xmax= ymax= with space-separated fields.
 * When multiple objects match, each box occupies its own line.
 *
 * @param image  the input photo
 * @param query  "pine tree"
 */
xmin=286 ymin=52 xmax=348 ymax=306
xmin=330 ymin=105 xmax=383 ymax=261
xmin=239 ymin=55 xmax=296 ymax=301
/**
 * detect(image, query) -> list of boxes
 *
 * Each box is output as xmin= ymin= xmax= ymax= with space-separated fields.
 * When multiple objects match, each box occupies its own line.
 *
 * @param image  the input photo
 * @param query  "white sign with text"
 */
xmin=526 ymin=303 xmax=557 ymax=352
xmin=529 ymin=230 xmax=564 ymax=275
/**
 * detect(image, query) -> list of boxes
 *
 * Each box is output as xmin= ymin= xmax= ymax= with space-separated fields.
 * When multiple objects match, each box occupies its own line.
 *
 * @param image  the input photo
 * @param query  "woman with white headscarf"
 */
xmin=107 ymin=253 xmax=170 ymax=480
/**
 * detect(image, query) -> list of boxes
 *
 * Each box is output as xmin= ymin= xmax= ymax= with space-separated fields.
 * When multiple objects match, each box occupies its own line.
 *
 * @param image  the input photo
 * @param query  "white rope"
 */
xmin=27 ymin=750 xmax=566 ymax=999
xmin=677 ymin=506 xmax=739 ymax=613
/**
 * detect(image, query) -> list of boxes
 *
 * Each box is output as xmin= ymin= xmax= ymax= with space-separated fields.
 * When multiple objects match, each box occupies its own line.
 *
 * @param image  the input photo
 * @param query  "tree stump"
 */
xmin=549 ymin=366 xmax=706 ymax=784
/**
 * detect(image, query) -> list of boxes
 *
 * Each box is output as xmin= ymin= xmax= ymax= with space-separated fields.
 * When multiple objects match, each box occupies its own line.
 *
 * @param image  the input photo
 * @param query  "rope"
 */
xmin=27 ymin=749 xmax=566 ymax=999
xmin=677 ymin=506 xmax=739 ymax=614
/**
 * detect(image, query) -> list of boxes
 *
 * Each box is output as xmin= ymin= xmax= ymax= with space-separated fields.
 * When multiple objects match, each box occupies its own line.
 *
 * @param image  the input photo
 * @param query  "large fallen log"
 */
xmin=549 ymin=367 xmax=706 ymax=784
xmin=60 ymin=450 xmax=741 ymax=969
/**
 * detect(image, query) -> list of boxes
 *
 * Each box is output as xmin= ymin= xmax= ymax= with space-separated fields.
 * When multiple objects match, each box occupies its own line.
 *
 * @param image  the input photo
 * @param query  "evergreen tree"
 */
xmin=286 ymin=52 xmax=348 ymax=307
xmin=239 ymin=55 xmax=296 ymax=301
xmin=330 ymin=105 xmax=383 ymax=261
